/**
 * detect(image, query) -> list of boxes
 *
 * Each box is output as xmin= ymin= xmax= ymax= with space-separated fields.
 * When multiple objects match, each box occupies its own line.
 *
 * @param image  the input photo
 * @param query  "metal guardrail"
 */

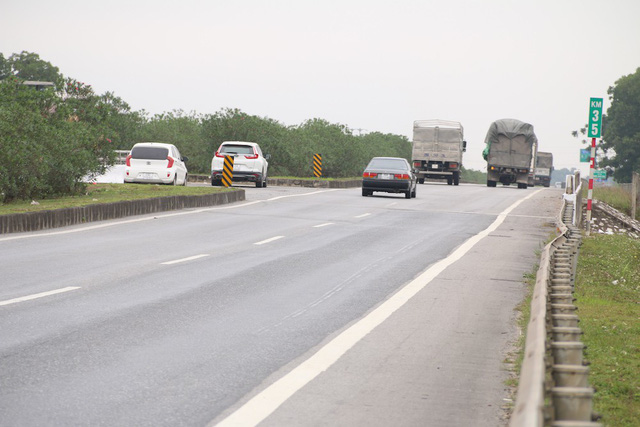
xmin=511 ymin=172 xmax=601 ymax=426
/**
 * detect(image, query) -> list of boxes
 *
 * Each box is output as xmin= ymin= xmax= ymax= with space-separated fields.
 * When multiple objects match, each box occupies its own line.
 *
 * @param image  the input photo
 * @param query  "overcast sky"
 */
xmin=3 ymin=0 xmax=640 ymax=172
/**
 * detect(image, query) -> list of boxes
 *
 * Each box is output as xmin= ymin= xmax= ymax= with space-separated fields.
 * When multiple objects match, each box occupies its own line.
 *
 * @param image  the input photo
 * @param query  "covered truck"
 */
xmin=482 ymin=119 xmax=537 ymax=189
xmin=412 ymin=120 xmax=466 ymax=186
xmin=534 ymin=151 xmax=553 ymax=187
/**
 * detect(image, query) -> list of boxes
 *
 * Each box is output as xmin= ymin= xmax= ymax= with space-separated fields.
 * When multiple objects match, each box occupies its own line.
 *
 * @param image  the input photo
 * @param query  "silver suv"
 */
xmin=211 ymin=141 xmax=269 ymax=188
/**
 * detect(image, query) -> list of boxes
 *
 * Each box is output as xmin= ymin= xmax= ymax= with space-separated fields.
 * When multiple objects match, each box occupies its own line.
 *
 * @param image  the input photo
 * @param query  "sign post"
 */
xmin=586 ymin=97 xmax=603 ymax=235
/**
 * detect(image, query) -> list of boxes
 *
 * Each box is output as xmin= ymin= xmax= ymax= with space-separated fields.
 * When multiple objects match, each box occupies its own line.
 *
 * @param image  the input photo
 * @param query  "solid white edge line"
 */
xmin=212 ymin=189 xmax=543 ymax=427
xmin=254 ymin=236 xmax=285 ymax=246
xmin=313 ymin=223 xmax=334 ymax=228
xmin=161 ymin=254 xmax=209 ymax=265
xmin=0 ymin=286 xmax=81 ymax=307
xmin=354 ymin=213 xmax=371 ymax=218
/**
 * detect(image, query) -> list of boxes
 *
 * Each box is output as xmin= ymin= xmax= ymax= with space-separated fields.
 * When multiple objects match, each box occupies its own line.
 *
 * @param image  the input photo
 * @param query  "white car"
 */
xmin=124 ymin=142 xmax=188 ymax=185
xmin=211 ymin=141 xmax=269 ymax=188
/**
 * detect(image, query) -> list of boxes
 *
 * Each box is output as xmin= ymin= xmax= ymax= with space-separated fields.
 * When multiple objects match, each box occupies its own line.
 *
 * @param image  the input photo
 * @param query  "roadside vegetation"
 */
xmin=575 ymin=234 xmax=640 ymax=426
xmin=460 ymin=167 xmax=486 ymax=184
xmin=0 ymin=51 xmax=411 ymax=204
xmin=592 ymin=185 xmax=640 ymax=218
xmin=0 ymin=184 xmax=233 ymax=216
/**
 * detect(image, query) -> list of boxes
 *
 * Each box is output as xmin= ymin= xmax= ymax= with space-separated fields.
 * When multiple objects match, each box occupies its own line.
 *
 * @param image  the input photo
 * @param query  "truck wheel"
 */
xmin=453 ymin=172 xmax=460 ymax=186
xmin=418 ymin=178 xmax=425 ymax=184
xmin=447 ymin=176 xmax=453 ymax=185
xmin=518 ymin=183 xmax=527 ymax=189
xmin=487 ymin=180 xmax=497 ymax=187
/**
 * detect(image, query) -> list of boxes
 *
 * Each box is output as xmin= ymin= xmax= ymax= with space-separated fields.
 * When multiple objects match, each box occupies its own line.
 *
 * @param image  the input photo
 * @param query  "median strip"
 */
xmin=0 ymin=286 xmax=81 ymax=307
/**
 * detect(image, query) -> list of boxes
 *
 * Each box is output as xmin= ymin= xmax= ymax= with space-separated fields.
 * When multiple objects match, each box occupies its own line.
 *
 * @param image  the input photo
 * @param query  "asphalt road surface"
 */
xmin=0 ymin=183 xmax=563 ymax=426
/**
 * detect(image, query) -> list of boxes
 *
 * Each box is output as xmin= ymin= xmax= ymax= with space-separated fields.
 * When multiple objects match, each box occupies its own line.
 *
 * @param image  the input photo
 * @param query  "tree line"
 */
xmin=572 ymin=67 xmax=640 ymax=183
xmin=0 ymin=51 xmax=410 ymax=202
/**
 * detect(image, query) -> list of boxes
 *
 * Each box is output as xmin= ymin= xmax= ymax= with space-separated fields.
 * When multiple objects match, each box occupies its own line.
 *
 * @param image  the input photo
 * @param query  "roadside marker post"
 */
xmin=313 ymin=153 xmax=322 ymax=178
xmin=222 ymin=155 xmax=234 ymax=187
xmin=586 ymin=97 xmax=603 ymax=235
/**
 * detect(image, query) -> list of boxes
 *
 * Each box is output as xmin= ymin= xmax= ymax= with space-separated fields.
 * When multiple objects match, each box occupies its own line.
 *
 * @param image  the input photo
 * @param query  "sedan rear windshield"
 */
xmin=366 ymin=158 xmax=408 ymax=170
xmin=220 ymin=145 xmax=254 ymax=155
xmin=131 ymin=146 xmax=169 ymax=160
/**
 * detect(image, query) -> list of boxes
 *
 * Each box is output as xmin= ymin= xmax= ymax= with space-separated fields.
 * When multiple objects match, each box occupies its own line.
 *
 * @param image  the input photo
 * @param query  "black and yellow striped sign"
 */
xmin=313 ymin=153 xmax=322 ymax=178
xmin=222 ymin=155 xmax=234 ymax=187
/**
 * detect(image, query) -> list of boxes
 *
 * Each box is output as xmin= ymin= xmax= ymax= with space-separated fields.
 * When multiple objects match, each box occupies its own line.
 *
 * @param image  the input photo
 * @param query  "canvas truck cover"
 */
xmin=482 ymin=118 xmax=537 ymax=168
xmin=535 ymin=151 xmax=553 ymax=175
xmin=412 ymin=120 xmax=464 ymax=163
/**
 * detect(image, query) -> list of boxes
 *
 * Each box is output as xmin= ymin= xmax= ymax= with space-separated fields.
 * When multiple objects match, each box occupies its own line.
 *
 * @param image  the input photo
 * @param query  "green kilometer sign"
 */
xmin=594 ymin=169 xmax=607 ymax=180
xmin=588 ymin=97 xmax=603 ymax=138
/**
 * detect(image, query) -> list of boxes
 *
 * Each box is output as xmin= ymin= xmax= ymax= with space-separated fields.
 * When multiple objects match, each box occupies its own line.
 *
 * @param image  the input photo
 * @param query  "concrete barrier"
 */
xmin=187 ymin=174 xmax=363 ymax=188
xmin=0 ymin=190 xmax=245 ymax=234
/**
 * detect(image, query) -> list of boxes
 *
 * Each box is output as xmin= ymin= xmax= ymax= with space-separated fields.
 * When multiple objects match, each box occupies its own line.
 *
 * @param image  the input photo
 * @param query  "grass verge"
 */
xmin=590 ymin=185 xmax=639 ymax=218
xmin=0 ymin=183 xmax=234 ymax=216
xmin=575 ymin=234 xmax=640 ymax=426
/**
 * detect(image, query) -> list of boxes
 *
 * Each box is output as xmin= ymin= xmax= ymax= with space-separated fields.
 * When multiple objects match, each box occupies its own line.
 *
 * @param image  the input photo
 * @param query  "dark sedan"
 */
xmin=362 ymin=157 xmax=417 ymax=199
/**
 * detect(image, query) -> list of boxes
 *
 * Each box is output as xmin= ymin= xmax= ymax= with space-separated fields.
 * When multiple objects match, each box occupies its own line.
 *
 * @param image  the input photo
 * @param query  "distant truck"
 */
xmin=534 ymin=151 xmax=553 ymax=187
xmin=483 ymin=119 xmax=538 ymax=189
xmin=412 ymin=120 xmax=466 ymax=186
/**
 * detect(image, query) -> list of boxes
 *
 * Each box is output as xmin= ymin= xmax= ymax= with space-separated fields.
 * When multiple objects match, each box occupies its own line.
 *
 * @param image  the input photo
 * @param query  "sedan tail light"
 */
xmin=167 ymin=156 xmax=175 ymax=168
xmin=215 ymin=151 xmax=225 ymax=158
xmin=245 ymin=153 xmax=259 ymax=159
xmin=394 ymin=174 xmax=410 ymax=180
xmin=363 ymin=172 xmax=378 ymax=178
xmin=125 ymin=154 xmax=132 ymax=167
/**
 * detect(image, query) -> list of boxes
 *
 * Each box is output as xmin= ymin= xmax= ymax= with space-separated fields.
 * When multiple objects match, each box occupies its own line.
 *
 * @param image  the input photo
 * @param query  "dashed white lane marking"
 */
xmin=254 ymin=236 xmax=285 ymax=246
xmin=161 ymin=254 xmax=209 ymax=265
xmin=354 ymin=213 xmax=371 ymax=218
xmin=313 ymin=222 xmax=334 ymax=228
xmin=212 ymin=189 xmax=543 ymax=427
xmin=0 ymin=286 xmax=81 ymax=307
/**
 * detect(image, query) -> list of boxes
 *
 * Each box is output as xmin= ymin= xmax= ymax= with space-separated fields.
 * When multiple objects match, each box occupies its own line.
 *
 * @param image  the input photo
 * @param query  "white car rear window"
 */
xmin=132 ymin=146 xmax=169 ymax=160
xmin=220 ymin=145 xmax=254 ymax=155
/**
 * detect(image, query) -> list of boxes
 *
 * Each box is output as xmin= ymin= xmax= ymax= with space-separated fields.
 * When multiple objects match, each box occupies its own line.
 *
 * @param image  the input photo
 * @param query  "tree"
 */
xmin=601 ymin=67 xmax=640 ymax=182
xmin=0 ymin=53 xmax=10 ymax=80
xmin=6 ymin=51 xmax=61 ymax=82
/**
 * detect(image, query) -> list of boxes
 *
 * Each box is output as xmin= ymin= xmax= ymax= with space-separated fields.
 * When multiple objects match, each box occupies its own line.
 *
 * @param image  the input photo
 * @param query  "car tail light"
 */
xmin=167 ymin=156 xmax=174 ymax=168
xmin=363 ymin=172 xmax=378 ymax=178
xmin=126 ymin=154 xmax=132 ymax=167
xmin=394 ymin=174 xmax=410 ymax=180
xmin=245 ymin=153 xmax=259 ymax=159
xmin=449 ymin=162 xmax=458 ymax=169
xmin=413 ymin=161 xmax=421 ymax=168
xmin=215 ymin=151 xmax=225 ymax=158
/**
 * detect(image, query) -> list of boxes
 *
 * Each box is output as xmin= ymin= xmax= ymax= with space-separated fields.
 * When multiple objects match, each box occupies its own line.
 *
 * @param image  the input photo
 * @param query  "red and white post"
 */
xmin=585 ymin=97 xmax=603 ymax=236
xmin=586 ymin=137 xmax=596 ymax=235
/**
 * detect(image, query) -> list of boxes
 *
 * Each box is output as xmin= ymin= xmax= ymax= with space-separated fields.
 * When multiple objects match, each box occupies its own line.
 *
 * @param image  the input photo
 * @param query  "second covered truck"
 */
xmin=411 ymin=120 xmax=466 ymax=186
xmin=483 ymin=118 xmax=538 ymax=189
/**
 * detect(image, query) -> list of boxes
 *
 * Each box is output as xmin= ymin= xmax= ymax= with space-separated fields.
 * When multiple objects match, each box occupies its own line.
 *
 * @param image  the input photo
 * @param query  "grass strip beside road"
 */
xmin=0 ymin=184 xmax=235 ymax=216
xmin=575 ymin=234 xmax=640 ymax=426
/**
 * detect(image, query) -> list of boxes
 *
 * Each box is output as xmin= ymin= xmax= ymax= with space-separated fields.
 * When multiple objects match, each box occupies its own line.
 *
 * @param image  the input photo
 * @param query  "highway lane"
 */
xmin=0 ymin=183 xmax=563 ymax=426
